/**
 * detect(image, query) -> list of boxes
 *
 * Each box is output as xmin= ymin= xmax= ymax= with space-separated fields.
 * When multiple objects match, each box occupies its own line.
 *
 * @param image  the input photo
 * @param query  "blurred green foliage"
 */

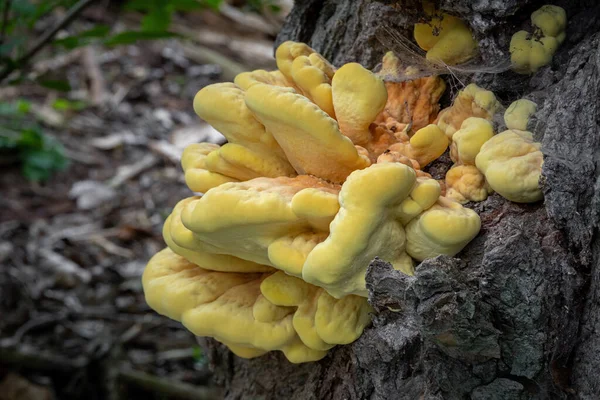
xmin=0 ymin=0 xmax=282 ymax=182
xmin=0 ymin=0 xmax=225 ymax=181
xmin=0 ymin=100 xmax=69 ymax=182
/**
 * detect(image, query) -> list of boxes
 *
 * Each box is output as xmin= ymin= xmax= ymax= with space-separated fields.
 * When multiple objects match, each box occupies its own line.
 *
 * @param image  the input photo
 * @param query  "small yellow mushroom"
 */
xmin=386 ymin=124 xmax=449 ymax=168
xmin=405 ymin=197 xmax=481 ymax=261
xmin=445 ymin=165 xmax=490 ymax=204
xmin=510 ymin=5 xmax=567 ymax=74
xmin=475 ymin=129 xmax=543 ymax=203
xmin=450 ymin=117 xmax=494 ymax=165
xmin=504 ymin=99 xmax=537 ymax=131
xmin=531 ymin=5 xmax=567 ymax=44
xmin=436 ymin=83 xmax=500 ymax=140
xmin=510 ymin=31 xmax=560 ymax=74
xmin=414 ymin=6 xmax=477 ymax=65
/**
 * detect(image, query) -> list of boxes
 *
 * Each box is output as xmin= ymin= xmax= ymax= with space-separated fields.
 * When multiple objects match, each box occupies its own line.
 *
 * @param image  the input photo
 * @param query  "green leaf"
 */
xmin=199 ymin=0 xmax=222 ymax=11
xmin=16 ymin=100 xmax=31 ymax=114
xmin=141 ymin=6 xmax=172 ymax=32
xmin=192 ymin=346 xmax=204 ymax=363
xmin=104 ymin=30 xmax=179 ymax=46
xmin=170 ymin=0 xmax=204 ymax=11
xmin=22 ymin=163 xmax=51 ymax=181
xmin=0 ymin=100 xmax=30 ymax=116
xmin=21 ymin=143 xmax=69 ymax=182
xmin=53 ymin=25 xmax=111 ymax=49
xmin=79 ymin=24 xmax=111 ymax=38
xmin=16 ymin=129 xmax=43 ymax=149
xmin=52 ymin=98 xmax=87 ymax=111
xmin=37 ymin=79 xmax=72 ymax=92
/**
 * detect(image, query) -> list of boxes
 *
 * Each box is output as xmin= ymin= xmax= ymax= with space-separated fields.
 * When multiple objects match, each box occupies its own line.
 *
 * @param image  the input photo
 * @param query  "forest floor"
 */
xmin=0 ymin=3 xmax=285 ymax=399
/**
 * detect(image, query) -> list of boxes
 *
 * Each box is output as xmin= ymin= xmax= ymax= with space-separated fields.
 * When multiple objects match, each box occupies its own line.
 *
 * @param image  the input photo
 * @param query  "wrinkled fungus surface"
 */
xmin=142 ymin=41 xmax=545 ymax=363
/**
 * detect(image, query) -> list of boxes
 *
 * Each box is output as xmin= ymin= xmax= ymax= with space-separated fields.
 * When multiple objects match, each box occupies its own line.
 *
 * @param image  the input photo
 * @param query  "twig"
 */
xmin=171 ymin=24 xmax=275 ymax=68
xmin=0 ymin=0 xmax=11 ymax=45
xmin=81 ymin=46 xmax=107 ymax=105
xmin=181 ymin=42 xmax=246 ymax=82
xmin=0 ymin=312 xmax=68 ymax=347
xmin=90 ymin=235 xmax=134 ymax=258
xmin=108 ymin=154 xmax=158 ymax=188
xmin=0 ymin=0 xmax=95 ymax=81
xmin=0 ymin=345 xmax=88 ymax=372
xmin=38 ymin=247 xmax=92 ymax=284
xmin=118 ymin=368 xmax=222 ymax=400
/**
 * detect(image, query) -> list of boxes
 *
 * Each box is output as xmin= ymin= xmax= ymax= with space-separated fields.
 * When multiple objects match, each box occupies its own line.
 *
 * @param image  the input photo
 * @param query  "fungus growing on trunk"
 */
xmin=143 ymin=41 xmax=549 ymax=363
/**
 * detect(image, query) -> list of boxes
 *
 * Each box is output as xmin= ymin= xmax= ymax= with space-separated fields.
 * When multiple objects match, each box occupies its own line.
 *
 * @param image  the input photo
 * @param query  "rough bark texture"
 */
xmin=202 ymin=1 xmax=600 ymax=398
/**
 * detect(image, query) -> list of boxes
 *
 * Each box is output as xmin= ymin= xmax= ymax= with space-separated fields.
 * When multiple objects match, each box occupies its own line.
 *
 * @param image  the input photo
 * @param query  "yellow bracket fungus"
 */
xmin=510 ymin=5 xmax=567 ymax=74
xmin=180 ymin=175 xmax=340 ymax=268
xmin=475 ymin=129 xmax=544 ymax=203
xmin=142 ymin=41 xmax=500 ymax=363
xmin=275 ymin=41 xmax=316 ymax=81
xmin=181 ymin=143 xmax=239 ymax=193
xmin=303 ymin=163 xmax=417 ymax=297
xmin=290 ymin=55 xmax=335 ymax=118
xmin=163 ymin=197 xmax=274 ymax=273
xmin=192 ymin=83 xmax=296 ymax=181
xmin=234 ymin=69 xmax=293 ymax=91
xmin=413 ymin=4 xmax=477 ymax=65
xmin=143 ymin=248 xmax=373 ymax=363
xmin=245 ymin=83 xmax=370 ymax=183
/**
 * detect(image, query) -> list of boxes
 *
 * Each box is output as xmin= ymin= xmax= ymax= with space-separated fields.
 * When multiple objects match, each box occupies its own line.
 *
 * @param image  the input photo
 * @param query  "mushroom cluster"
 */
xmin=413 ymin=3 xmax=477 ymax=65
xmin=510 ymin=5 xmax=567 ymax=74
xmin=142 ymin=41 xmax=544 ymax=363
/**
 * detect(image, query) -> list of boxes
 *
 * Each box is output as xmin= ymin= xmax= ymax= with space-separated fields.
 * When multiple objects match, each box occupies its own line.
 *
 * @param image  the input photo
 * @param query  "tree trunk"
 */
xmin=200 ymin=1 xmax=600 ymax=398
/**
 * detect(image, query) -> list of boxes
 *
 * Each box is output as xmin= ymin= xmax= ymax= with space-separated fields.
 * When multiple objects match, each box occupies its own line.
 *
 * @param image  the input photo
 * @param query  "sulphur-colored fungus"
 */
xmin=143 ymin=40 xmax=557 ymax=364
xmin=510 ymin=5 xmax=567 ymax=74
xmin=413 ymin=3 xmax=477 ymax=65
xmin=475 ymin=129 xmax=544 ymax=203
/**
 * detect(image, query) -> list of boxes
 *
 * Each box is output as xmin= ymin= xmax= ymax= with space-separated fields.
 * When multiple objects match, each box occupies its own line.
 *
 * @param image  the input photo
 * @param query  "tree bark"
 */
xmin=200 ymin=1 xmax=600 ymax=398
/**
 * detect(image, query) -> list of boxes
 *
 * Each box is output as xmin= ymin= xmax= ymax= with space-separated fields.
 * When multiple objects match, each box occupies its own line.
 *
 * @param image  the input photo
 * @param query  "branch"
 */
xmin=0 ymin=0 xmax=95 ymax=81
